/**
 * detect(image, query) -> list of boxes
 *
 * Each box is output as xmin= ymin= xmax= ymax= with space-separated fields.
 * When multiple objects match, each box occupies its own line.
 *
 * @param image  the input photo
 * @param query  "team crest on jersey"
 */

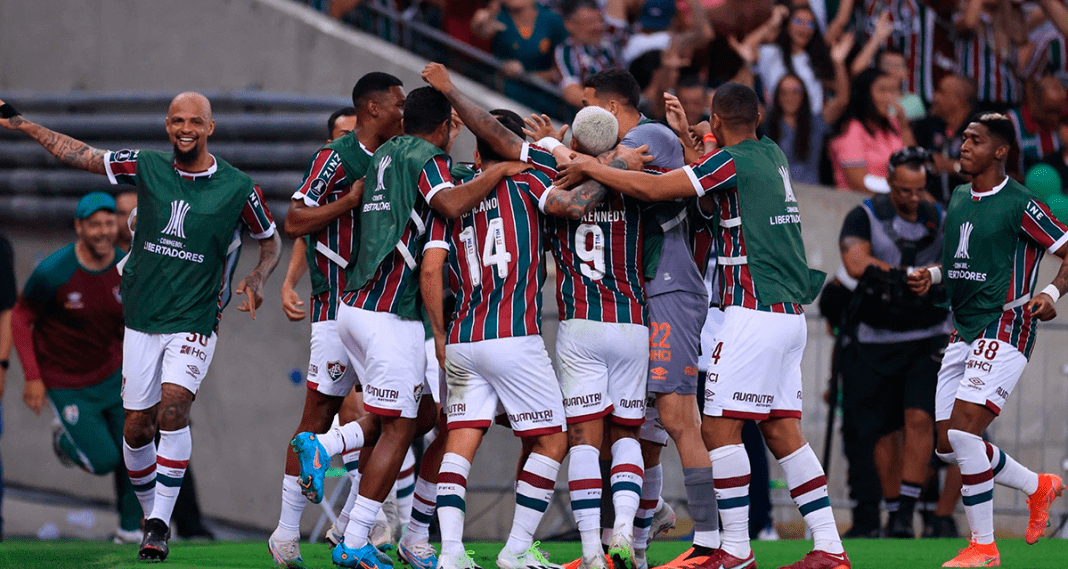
xmin=779 ymin=167 xmax=797 ymax=203
xmin=162 ymin=199 xmax=191 ymax=239
xmin=326 ymin=361 xmax=345 ymax=381
xmin=414 ymin=383 xmax=424 ymax=400
xmin=955 ymin=222 xmax=973 ymax=259
xmin=64 ymin=292 xmax=84 ymax=309
xmin=62 ymin=404 xmax=79 ymax=425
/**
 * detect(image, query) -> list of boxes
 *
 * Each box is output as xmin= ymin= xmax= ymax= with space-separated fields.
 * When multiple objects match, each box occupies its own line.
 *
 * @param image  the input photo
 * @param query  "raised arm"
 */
xmin=430 ymin=160 xmax=531 ymax=219
xmin=0 ymin=99 xmax=107 ymax=175
xmin=851 ymin=12 xmax=894 ymax=76
xmin=558 ymin=157 xmax=695 ymax=201
xmin=823 ymin=33 xmax=854 ymax=125
xmin=280 ymin=238 xmax=309 ymax=322
xmin=1040 ymin=0 xmax=1068 ymax=38
xmin=422 ymin=63 xmax=525 ymax=161
xmin=284 ymin=179 xmax=365 ymax=238
xmin=236 ymin=232 xmax=282 ymax=321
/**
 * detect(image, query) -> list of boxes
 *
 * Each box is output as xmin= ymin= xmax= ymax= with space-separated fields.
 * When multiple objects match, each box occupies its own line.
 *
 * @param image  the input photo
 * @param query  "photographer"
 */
xmin=837 ymin=147 xmax=952 ymax=538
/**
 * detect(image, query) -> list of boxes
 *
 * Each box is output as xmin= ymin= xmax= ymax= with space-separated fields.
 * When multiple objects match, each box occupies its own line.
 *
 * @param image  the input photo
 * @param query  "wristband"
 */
xmin=536 ymin=137 xmax=564 ymax=153
xmin=0 ymin=103 xmax=20 ymax=119
xmin=1041 ymin=284 xmax=1061 ymax=303
xmin=928 ymin=266 xmax=942 ymax=285
xmin=702 ymin=133 xmax=717 ymax=145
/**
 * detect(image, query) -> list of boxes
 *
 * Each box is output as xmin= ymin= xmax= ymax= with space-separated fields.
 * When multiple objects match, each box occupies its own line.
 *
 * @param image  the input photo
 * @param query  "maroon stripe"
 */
xmin=364 ymin=403 xmax=403 ymax=417
xmin=398 ymin=465 xmax=416 ymax=479
xmin=518 ymin=471 xmax=556 ymax=490
xmin=961 ymin=470 xmax=994 ymax=486
xmin=714 ymin=475 xmax=751 ymax=489
xmin=566 ymin=406 xmax=613 ymax=425
xmin=721 ymin=409 xmax=769 ymax=421
xmin=609 ymin=414 xmax=646 ymax=427
xmin=513 ymin=425 xmax=564 ymax=438
xmin=984 ymin=400 xmax=1002 ymax=415
xmin=415 ymin=493 xmax=435 ymax=506
xmin=128 ymin=464 xmax=156 ymax=479
xmin=790 ymin=476 xmax=828 ymax=499
xmin=157 ymin=457 xmax=189 ymax=469
xmin=639 ymin=499 xmax=659 ymax=509
xmin=569 ymin=479 xmax=603 ymax=491
xmin=438 ymin=472 xmax=468 ymax=487
xmin=611 ymin=464 xmax=644 ymax=477
xmin=768 ymin=409 xmax=803 ymax=419
xmin=985 ymin=442 xmax=995 ymax=462
xmin=446 ymin=420 xmax=492 ymax=431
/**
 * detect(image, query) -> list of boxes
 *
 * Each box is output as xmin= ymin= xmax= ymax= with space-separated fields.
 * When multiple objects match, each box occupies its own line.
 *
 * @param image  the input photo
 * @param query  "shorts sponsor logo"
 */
xmin=617 ymin=398 xmax=644 ymax=410
xmin=309 ymin=364 xmax=318 ymax=377
xmin=704 ymin=389 xmax=715 ymax=402
xmin=508 ymin=409 xmax=554 ymax=425
xmin=186 ymin=365 xmax=201 ymax=380
xmin=65 ymin=292 xmax=84 ymax=310
xmin=968 ymin=377 xmax=985 ymax=387
xmin=564 ymin=392 xmax=602 ymax=408
xmin=797 ymin=390 xmax=803 ymax=400
xmin=366 ymin=384 xmax=399 ymax=402
xmin=180 ymin=345 xmax=207 ymax=362
xmin=967 ymin=360 xmax=992 ymax=372
xmin=684 ymin=366 xmax=698 ymax=376
xmin=650 ymin=349 xmax=671 ymax=362
xmin=62 ymin=404 xmax=79 ymax=425
xmin=732 ymin=392 xmax=774 ymax=407
xmin=996 ymin=387 xmax=1009 ymax=399
xmin=326 ymin=361 xmax=346 ymax=381
xmin=706 ymin=372 xmax=718 ymax=383
xmin=650 ymin=367 xmax=668 ymax=380
xmin=447 ymin=402 xmax=466 ymax=415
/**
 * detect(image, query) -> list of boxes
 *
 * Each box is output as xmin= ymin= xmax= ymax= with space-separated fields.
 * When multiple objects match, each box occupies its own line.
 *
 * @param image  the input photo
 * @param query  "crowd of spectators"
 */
xmin=312 ymin=0 xmax=1068 ymax=198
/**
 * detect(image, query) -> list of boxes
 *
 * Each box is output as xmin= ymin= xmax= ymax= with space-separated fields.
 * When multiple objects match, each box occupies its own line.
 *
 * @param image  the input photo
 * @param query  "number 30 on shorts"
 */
xmin=972 ymin=340 xmax=999 ymax=360
xmin=185 ymin=333 xmax=209 ymax=347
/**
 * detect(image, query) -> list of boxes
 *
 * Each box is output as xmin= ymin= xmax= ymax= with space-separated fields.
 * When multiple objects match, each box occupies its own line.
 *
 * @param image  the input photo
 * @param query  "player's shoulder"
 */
xmin=27 ymin=243 xmax=78 ymax=289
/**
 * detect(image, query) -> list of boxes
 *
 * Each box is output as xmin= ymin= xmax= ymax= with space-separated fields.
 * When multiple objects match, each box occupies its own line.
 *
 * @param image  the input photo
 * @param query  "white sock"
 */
xmin=337 ymin=449 xmax=363 ymax=533
xmin=985 ymin=441 xmax=1040 ymax=495
xmin=634 ymin=463 xmax=662 ymax=549
xmin=506 ymin=452 xmax=560 ymax=555
xmin=343 ymin=495 xmax=382 ymax=549
xmin=395 ymin=447 xmax=417 ymax=527
xmin=406 ymin=476 xmax=437 ymax=544
xmin=276 ymin=474 xmax=306 ymax=540
xmin=609 ymin=438 xmax=643 ymax=540
xmin=437 ymin=453 xmax=471 ymax=556
xmin=568 ymin=445 xmax=603 ymax=558
xmin=149 ymin=426 xmax=191 ymax=524
xmin=949 ymin=430 xmax=995 ymax=544
xmin=320 ymin=422 xmax=365 ymax=457
xmin=709 ymin=444 xmax=751 ymax=558
xmin=123 ymin=438 xmax=157 ymax=517
xmin=779 ymin=444 xmax=843 ymax=554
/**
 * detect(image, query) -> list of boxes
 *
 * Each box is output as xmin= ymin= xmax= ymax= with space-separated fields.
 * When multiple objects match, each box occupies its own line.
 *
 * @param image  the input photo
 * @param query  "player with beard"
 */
xmin=908 ymin=113 xmax=1067 ymax=568
xmin=0 ymin=93 xmax=282 ymax=561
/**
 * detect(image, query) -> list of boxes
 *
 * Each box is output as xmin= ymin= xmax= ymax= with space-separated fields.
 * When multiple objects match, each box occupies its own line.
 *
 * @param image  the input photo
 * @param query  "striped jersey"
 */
xmin=953 ymin=12 xmax=1020 ymax=106
xmin=1023 ymin=21 xmax=1067 ymax=81
xmin=862 ymin=0 xmax=938 ymax=102
xmin=686 ymin=149 xmax=803 ymax=314
xmin=341 ymin=155 xmax=452 ymax=314
xmin=1007 ymin=106 xmax=1059 ymax=177
xmin=946 ymin=180 xmax=1068 ymax=358
xmin=292 ymin=145 xmax=368 ymax=322
xmin=555 ymin=37 xmax=622 ymax=88
xmin=519 ymin=143 xmax=647 ymax=324
xmin=426 ymin=168 xmax=555 ymax=343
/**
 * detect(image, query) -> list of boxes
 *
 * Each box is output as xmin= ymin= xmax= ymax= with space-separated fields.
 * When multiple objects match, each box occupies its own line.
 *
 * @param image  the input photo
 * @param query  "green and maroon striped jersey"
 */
xmin=953 ymin=12 xmax=1020 ymax=106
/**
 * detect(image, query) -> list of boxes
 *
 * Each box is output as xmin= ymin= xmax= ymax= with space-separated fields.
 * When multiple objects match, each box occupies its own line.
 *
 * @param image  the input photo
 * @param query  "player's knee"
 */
xmin=123 ymin=408 xmax=157 ymax=447
xmin=567 ymin=420 xmax=601 ymax=447
xmin=531 ymin=431 xmax=568 ymax=461
xmin=640 ymin=440 xmax=662 ymax=466
xmin=158 ymin=384 xmax=194 ymax=431
xmin=903 ymin=408 xmax=934 ymax=433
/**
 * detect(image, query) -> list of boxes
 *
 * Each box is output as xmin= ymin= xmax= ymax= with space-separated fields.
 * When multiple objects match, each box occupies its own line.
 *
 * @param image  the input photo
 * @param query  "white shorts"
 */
xmin=337 ymin=304 xmax=426 ymax=419
xmin=702 ymin=307 xmax=805 ymax=420
xmin=308 ymin=320 xmax=362 ymax=397
xmin=444 ymin=336 xmax=566 ymax=437
xmin=556 ymin=319 xmax=648 ymax=427
xmin=122 ymin=328 xmax=218 ymax=411
xmin=425 ymin=339 xmax=444 ymax=405
xmin=639 ymin=394 xmax=669 ymax=445
xmin=935 ymin=338 xmax=1027 ymax=422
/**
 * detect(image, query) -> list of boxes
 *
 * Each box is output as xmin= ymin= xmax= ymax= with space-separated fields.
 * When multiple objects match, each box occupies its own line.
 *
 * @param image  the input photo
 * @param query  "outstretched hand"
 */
xmin=236 ymin=274 xmax=265 ymax=320
xmin=422 ymin=63 xmax=455 ymax=95
xmin=663 ymin=94 xmax=692 ymax=140
xmin=523 ymin=114 xmax=569 ymax=142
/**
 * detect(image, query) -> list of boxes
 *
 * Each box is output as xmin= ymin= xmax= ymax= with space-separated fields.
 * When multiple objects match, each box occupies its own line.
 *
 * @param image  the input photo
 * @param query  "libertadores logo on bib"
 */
xmin=163 ymin=200 xmax=191 ymax=239
xmin=779 ymin=166 xmax=797 ymax=203
xmin=955 ymin=222 xmax=973 ymax=259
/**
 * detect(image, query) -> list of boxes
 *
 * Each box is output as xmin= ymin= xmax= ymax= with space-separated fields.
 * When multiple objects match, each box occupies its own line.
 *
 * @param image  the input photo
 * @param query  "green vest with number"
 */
xmin=726 ymin=138 xmax=825 ymax=305
xmin=346 ymin=135 xmax=446 ymax=319
xmin=942 ymin=179 xmax=1033 ymax=342
xmin=122 ymin=150 xmax=254 ymax=335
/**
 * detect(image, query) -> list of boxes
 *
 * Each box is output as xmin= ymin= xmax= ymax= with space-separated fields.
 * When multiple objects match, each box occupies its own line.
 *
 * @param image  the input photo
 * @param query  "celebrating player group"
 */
xmin=0 ymin=58 xmax=1064 ymax=569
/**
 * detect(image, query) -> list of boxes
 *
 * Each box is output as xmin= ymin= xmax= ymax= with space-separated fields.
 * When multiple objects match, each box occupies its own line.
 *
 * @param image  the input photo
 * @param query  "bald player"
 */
xmin=0 ymin=93 xmax=282 ymax=562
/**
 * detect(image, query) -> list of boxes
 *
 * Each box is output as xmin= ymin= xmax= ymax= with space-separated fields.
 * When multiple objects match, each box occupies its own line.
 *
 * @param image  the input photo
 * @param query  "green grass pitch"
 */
xmin=2 ymin=538 xmax=1067 ymax=569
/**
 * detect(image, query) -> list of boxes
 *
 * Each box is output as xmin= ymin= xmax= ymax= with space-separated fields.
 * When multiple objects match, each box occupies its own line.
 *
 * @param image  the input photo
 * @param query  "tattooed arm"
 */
xmin=0 ymin=99 xmax=107 ymax=175
xmin=422 ymin=64 xmax=525 ymax=161
xmin=542 ymin=159 xmax=630 ymax=220
xmin=236 ymin=232 xmax=282 ymax=321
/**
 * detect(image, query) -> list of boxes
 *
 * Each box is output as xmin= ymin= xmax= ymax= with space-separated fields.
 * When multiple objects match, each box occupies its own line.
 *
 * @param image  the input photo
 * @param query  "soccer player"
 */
xmin=271 ymin=75 xmax=404 ymax=568
xmin=556 ymin=83 xmax=847 ymax=569
xmin=293 ymin=86 xmax=530 ymax=569
xmin=422 ymin=109 xmax=620 ymax=569
xmin=907 ymin=113 xmax=1067 ymax=568
xmin=11 ymin=192 xmax=142 ymax=543
xmin=0 ymin=93 xmax=282 ymax=561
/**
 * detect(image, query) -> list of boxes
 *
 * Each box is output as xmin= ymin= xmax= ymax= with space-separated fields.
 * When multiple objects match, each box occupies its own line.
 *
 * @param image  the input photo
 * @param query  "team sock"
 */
xmin=949 ymin=430 xmax=995 ymax=544
xmin=123 ymin=438 xmax=157 ymax=517
xmin=395 ymin=447 xmax=417 ymax=527
xmin=885 ymin=498 xmax=900 ymax=514
xmin=149 ymin=426 xmax=192 ymax=524
xmin=318 ymin=422 xmax=365 ymax=457
xmin=275 ymin=474 xmax=306 ymax=541
xmin=780 ymin=444 xmax=843 ymax=554
xmin=985 ymin=441 xmax=1040 ymax=495
xmin=710 ymin=444 xmax=751 ymax=559
xmin=336 ymin=449 xmax=363 ymax=533
xmin=507 ymin=452 xmax=560 ymax=555
xmin=343 ymin=495 xmax=383 ymax=549
xmin=897 ymin=480 xmax=923 ymax=521
xmin=406 ymin=475 xmax=437 ymax=544
xmin=684 ymin=466 xmax=721 ymax=549
xmin=634 ymin=463 xmax=662 ymax=550
xmin=437 ymin=453 xmax=471 ymax=556
xmin=569 ymin=445 xmax=603 ymax=558
xmin=609 ymin=438 xmax=643 ymax=541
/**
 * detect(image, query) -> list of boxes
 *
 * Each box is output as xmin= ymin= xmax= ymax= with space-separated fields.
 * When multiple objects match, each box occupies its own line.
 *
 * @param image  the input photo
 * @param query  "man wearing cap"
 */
xmin=11 ymin=192 xmax=143 ymax=544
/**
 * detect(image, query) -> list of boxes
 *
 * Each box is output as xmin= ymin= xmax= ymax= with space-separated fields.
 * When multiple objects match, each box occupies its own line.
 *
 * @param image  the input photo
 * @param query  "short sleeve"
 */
xmin=832 ymin=121 xmax=868 ymax=169
xmin=839 ymin=206 xmax=872 ymax=243
xmin=1021 ymin=198 xmax=1068 ymax=253
xmin=419 ymin=155 xmax=455 ymax=205
xmin=22 ymin=260 xmax=55 ymax=305
xmin=293 ymin=149 xmax=348 ymax=207
xmin=104 ymin=149 xmax=140 ymax=186
xmin=519 ymin=142 xmax=559 ymax=180
xmin=241 ymin=185 xmax=277 ymax=239
xmin=521 ymin=169 xmax=556 ymax=213
xmin=683 ymin=149 xmax=737 ymax=197
xmin=424 ymin=213 xmax=452 ymax=253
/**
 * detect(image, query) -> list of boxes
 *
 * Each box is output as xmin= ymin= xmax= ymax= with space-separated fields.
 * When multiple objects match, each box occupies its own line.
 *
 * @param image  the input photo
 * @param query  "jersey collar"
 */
xmin=174 ymin=154 xmax=218 ymax=180
xmin=970 ymin=176 xmax=1009 ymax=200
